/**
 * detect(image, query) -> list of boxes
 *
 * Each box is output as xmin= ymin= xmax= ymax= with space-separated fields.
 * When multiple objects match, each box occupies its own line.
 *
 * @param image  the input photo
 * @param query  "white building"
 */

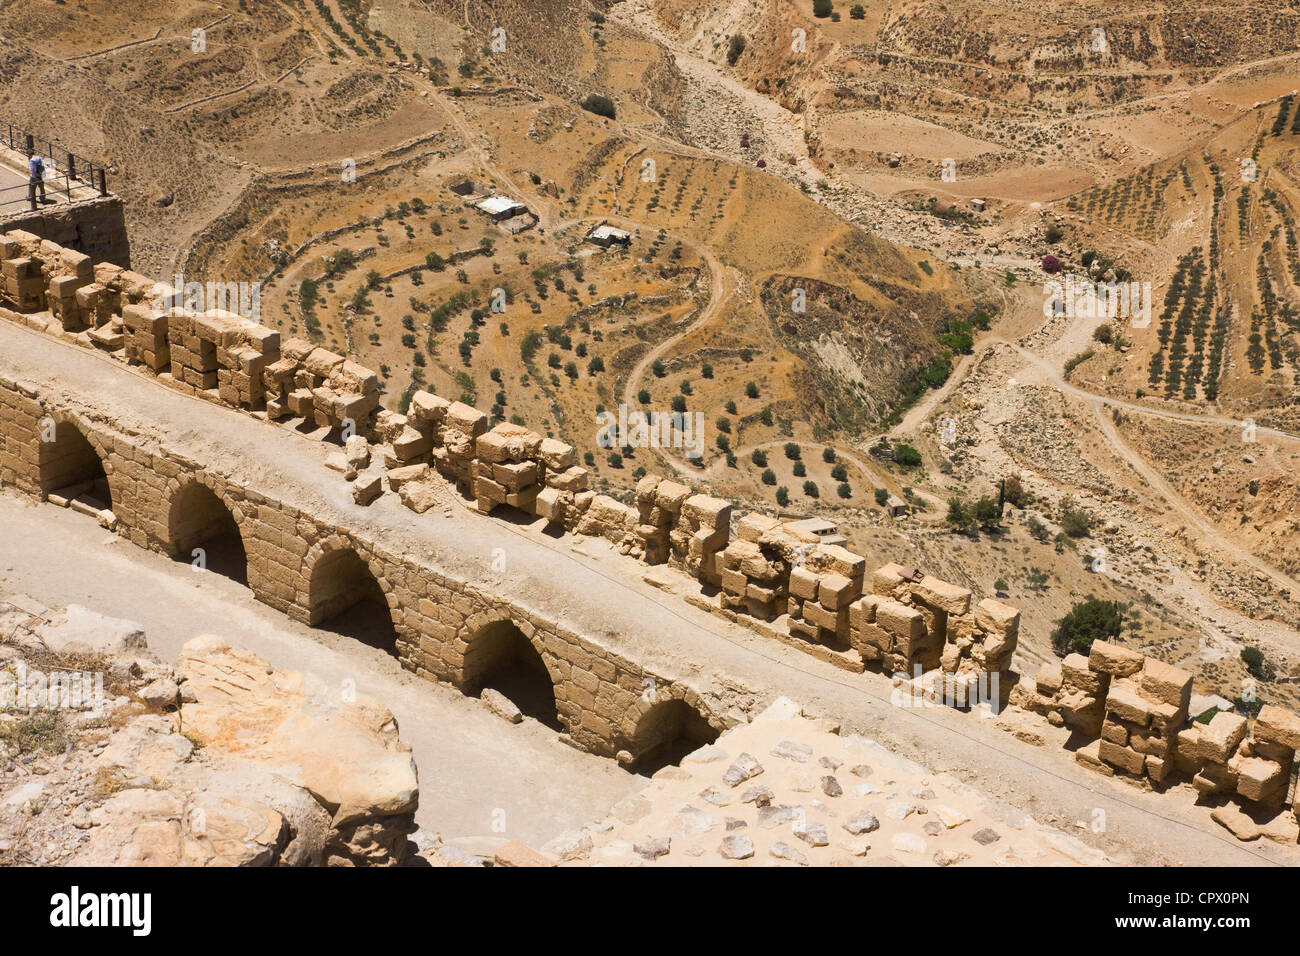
xmin=587 ymin=224 xmax=632 ymax=247
xmin=476 ymin=195 xmax=528 ymax=222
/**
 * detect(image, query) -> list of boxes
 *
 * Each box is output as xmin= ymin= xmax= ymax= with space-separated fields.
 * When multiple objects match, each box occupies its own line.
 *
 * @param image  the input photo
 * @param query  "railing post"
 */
xmin=97 ymin=168 xmax=107 ymax=196
xmin=67 ymin=152 xmax=76 ymax=181
xmin=24 ymin=133 xmax=33 ymax=155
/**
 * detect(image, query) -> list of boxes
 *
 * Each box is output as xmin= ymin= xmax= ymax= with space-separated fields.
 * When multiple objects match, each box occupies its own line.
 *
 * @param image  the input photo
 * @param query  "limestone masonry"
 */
xmin=1 ymin=231 xmax=1297 ymax=840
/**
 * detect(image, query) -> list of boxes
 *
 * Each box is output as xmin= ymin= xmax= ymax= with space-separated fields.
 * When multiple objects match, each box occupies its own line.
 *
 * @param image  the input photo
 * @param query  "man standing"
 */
xmin=28 ymin=153 xmax=46 ymax=207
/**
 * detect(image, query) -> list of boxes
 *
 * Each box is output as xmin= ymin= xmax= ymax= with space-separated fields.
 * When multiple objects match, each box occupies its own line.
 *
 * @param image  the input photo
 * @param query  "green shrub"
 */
xmin=893 ymin=444 xmax=922 ymax=468
xmin=726 ymin=35 xmax=746 ymax=66
xmin=580 ymin=93 xmax=616 ymax=119
xmin=1051 ymin=597 xmax=1123 ymax=656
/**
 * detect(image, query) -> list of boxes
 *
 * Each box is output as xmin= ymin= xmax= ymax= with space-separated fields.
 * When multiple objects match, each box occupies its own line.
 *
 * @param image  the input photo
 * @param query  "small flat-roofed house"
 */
xmin=476 ymin=195 xmax=527 ymax=222
xmin=785 ymin=516 xmax=848 ymax=547
xmin=587 ymin=224 xmax=632 ymax=247
xmin=970 ymin=198 xmax=987 ymax=213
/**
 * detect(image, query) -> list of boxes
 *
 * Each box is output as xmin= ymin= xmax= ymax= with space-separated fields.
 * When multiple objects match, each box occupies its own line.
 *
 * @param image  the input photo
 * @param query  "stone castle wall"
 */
xmin=1 ymin=229 xmax=1297 ymax=831
xmin=0 ymin=197 xmax=130 ymax=270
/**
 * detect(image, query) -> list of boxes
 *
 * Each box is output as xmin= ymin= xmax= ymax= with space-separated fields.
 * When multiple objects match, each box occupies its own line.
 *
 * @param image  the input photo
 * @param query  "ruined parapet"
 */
xmin=1095 ymin=652 xmax=1192 ymax=785
xmin=2 ymin=230 xmax=145 ymax=340
xmin=42 ymin=246 xmax=94 ymax=333
xmin=474 ymin=421 xmax=543 ymax=514
xmin=719 ymin=513 xmax=813 ymax=621
xmin=0 ymin=230 xmax=376 ymax=431
xmin=1047 ymin=640 xmax=1194 ymax=787
xmin=262 ymin=339 xmax=378 ymax=433
xmin=377 ymin=391 xmax=591 ymax=528
xmin=437 ymin=401 xmax=489 ymax=484
xmin=672 ymin=492 xmax=730 ymax=585
xmin=1057 ymin=651 xmax=1110 ymax=737
xmin=1249 ymin=706 xmax=1300 ymax=810
xmin=788 ymin=544 xmax=864 ymax=647
xmin=120 ymin=303 xmax=171 ymax=371
xmin=574 ymin=493 xmax=638 ymax=551
xmin=632 ymin=475 xmax=690 ymax=565
xmin=1182 ymin=705 xmax=1299 ymax=809
xmin=1036 ymin=641 xmax=1299 ymax=811
xmin=852 ymin=565 xmax=987 ymax=673
xmin=1 ymin=230 xmax=90 ymax=322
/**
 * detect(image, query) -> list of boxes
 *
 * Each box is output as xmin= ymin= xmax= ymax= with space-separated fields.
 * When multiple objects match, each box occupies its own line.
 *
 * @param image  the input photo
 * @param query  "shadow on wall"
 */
xmin=168 ymin=483 xmax=249 ymax=586
xmin=462 ymin=619 xmax=561 ymax=730
xmin=39 ymin=421 xmax=111 ymax=510
xmin=628 ymin=698 xmax=720 ymax=776
xmin=308 ymin=548 xmax=399 ymax=656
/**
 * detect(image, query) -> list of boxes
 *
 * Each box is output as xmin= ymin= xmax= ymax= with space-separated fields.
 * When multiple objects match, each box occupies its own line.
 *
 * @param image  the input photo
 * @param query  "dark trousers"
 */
xmin=28 ymin=175 xmax=46 ymax=207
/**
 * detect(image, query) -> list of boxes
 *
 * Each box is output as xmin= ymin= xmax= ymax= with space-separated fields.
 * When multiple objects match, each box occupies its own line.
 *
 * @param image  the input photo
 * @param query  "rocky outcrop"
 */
xmin=0 ymin=601 xmax=417 ymax=866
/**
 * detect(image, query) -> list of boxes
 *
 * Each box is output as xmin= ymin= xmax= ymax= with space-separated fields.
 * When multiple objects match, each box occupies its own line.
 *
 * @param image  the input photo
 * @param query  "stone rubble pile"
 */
xmin=559 ymin=698 xmax=1109 ymax=867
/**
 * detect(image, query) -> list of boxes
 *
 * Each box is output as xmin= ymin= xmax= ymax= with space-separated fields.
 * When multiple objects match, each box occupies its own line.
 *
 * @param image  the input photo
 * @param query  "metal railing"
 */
xmin=0 ymin=123 xmax=109 ymax=213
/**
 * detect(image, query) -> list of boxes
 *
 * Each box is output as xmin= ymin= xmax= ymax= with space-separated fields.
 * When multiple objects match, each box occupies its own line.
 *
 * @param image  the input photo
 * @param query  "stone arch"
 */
xmin=460 ymin=610 xmax=561 ymax=730
xmin=37 ymin=417 xmax=114 ymax=510
xmin=624 ymin=693 xmax=722 ymax=775
xmin=166 ymin=479 xmax=249 ymax=586
xmin=306 ymin=543 xmax=399 ymax=655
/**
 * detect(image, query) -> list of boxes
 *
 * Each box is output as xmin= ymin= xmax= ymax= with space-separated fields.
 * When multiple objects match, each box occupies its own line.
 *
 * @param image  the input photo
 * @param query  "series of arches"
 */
xmin=34 ymin=419 xmax=722 ymax=773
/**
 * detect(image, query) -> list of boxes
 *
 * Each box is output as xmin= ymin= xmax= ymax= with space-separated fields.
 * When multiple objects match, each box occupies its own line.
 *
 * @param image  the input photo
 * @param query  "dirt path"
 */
xmin=978 ymin=336 xmax=1300 ymax=600
xmin=616 ymin=222 xmax=734 ymax=412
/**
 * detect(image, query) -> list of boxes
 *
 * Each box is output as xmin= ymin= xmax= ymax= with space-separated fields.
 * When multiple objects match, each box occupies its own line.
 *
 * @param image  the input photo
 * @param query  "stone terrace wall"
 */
xmin=3 ymin=232 xmax=1299 ymax=830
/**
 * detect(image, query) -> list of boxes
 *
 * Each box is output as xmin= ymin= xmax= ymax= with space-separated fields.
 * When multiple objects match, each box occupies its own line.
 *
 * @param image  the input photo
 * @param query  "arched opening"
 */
xmin=40 ymin=421 xmax=111 ymax=510
xmin=628 ymin=698 xmax=720 ymax=775
xmin=462 ymin=620 xmax=559 ymax=729
xmin=168 ymin=483 xmax=249 ymax=586
xmin=308 ymin=548 xmax=398 ymax=656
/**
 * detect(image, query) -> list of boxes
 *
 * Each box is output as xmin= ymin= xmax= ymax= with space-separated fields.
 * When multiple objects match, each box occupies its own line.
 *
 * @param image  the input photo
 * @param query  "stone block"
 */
xmin=1089 ymin=640 xmax=1143 ymax=677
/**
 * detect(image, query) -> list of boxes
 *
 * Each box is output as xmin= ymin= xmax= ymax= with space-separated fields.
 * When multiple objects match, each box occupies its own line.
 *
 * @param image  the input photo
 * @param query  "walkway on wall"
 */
xmin=0 ymin=492 xmax=642 ymax=845
xmin=0 ymin=318 xmax=1290 ymax=866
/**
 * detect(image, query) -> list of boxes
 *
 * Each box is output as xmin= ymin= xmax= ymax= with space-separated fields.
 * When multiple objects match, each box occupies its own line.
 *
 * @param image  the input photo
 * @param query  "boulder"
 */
xmin=176 ymin=636 xmax=418 ymax=864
